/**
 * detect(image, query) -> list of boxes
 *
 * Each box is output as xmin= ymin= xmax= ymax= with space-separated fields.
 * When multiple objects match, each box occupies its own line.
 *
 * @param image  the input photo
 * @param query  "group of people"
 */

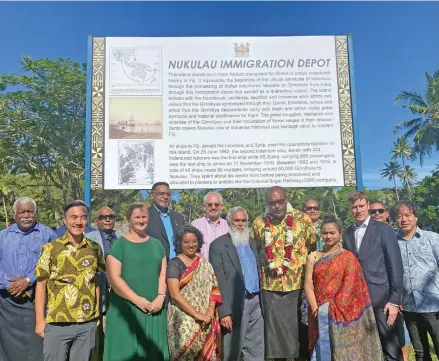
xmin=0 ymin=182 xmax=438 ymax=361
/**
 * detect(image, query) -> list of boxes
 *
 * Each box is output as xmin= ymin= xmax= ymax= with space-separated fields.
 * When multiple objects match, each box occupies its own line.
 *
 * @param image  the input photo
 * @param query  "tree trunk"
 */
xmin=331 ymin=196 xmax=338 ymax=218
xmin=2 ymin=194 xmax=9 ymax=227
xmin=393 ymin=178 xmax=400 ymax=200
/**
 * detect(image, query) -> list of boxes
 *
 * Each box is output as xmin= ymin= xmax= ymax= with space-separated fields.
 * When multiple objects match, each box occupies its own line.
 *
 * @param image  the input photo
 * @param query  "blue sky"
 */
xmin=1 ymin=1 xmax=438 ymax=190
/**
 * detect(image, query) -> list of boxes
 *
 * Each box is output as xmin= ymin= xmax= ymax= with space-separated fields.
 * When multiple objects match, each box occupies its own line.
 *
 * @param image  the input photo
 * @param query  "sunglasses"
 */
xmin=305 ymin=206 xmax=320 ymax=211
xmin=97 ymin=214 xmax=115 ymax=220
xmin=369 ymin=209 xmax=386 ymax=215
xmin=206 ymin=202 xmax=221 ymax=207
xmin=268 ymin=199 xmax=286 ymax=207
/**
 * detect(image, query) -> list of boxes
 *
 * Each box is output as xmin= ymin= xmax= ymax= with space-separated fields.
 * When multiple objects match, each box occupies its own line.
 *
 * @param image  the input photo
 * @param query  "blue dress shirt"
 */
xmin=0 ymin=222 xmax=57 ymax=288
xmin=235 ymin=243 xmax=259 ymax=295
xmin=99 ymin=230 xmax=117 ymax=257
xmin=154 ymin=205 xmax=176 ymax=259
xmin=398 ymin=227 xmax=439 ymax=312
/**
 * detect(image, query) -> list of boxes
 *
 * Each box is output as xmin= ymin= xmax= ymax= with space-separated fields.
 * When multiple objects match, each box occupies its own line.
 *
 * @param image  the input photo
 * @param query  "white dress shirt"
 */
xmin=354 ymin=216 xmax=371 ymax=251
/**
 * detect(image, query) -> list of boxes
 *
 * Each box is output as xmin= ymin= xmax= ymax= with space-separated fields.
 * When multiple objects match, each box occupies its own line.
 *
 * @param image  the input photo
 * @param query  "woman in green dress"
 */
xmin=104 ymin=202 xmax=169 ymax=361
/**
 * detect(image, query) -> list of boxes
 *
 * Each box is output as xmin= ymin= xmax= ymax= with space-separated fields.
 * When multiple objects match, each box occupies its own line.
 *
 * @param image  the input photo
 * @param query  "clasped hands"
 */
xmin=7 ymin=277 xmax=30 ymax=297
xmin=135 ymin=295 xmax=164 ymax=314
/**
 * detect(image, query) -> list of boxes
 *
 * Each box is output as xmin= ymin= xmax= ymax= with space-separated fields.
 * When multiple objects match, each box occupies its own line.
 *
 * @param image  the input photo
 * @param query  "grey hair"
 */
xmin=203 ymin=191 xmax=223 ymax=204
xmin=226 ymin=206 xmax=249 ymax=226
xmin=13 ymin=197 xmax=37 ymax=215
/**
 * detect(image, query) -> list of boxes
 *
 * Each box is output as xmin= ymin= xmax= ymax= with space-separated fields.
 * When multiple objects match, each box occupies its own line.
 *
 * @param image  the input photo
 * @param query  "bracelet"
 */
xmin=158 ymin=293 xmax=166 ymax=298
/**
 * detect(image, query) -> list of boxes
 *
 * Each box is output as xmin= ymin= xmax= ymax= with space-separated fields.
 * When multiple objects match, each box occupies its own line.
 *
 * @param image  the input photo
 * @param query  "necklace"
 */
xmin=264 ymin=214 xmax=298 ymax=277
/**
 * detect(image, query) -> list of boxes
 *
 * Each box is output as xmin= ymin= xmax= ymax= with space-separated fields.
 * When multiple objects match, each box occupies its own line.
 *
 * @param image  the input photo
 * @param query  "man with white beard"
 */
xmin=209 ymin=206 xmax=264 ymax=361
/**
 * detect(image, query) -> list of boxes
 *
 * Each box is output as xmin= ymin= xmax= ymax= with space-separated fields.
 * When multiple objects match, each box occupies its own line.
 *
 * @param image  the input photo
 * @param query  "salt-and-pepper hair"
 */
xmin=203 ymin=191 xmax=223 ymax=205
xmin=13 ymin=197 xmax=37 ymax=215
xmin=226 ymin=206 xmax=249 ymax=226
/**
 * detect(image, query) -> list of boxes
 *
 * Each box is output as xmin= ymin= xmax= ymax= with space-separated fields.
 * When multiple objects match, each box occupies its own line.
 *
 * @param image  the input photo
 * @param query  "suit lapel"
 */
xmin=358 ymin=218 xmax=376 ymax=257
xmin=150 ymin=207 xmax=168 ymax=241
xmin=345 ymin=225 xmax=358 ymax=257
xmin=225 ymin=235 xmax=244 ymax=280
xmin=169 ymin=210 xmax=179 ymax=235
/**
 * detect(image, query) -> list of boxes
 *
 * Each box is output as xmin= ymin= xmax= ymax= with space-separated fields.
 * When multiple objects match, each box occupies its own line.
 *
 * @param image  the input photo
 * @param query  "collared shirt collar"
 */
xmin=8 ymin=221 xmax=40 ymax=234
xmin=205 ymin=216 xmax=222 ymax=226
xmin=57 ymin=231 xmax=89 ymax=249
xmin=354 ymin=215 xmax=370 ymax=230
xmin=100 ymin=229 xmax=115 ymax=241
xmin=397 ymin=226 xmax=422 ymax=241
xmin=154 ymin=204 xmax=170 ymax=216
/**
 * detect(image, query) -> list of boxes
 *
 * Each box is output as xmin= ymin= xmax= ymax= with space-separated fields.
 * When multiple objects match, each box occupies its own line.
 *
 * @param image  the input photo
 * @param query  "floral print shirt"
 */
xmin=251 ymin=209 xmax=316 ymax=292
xmin=397 ymin=227 xmax=439 ymax=312
xmin=35 ymin=233 xmax=106 ymax=323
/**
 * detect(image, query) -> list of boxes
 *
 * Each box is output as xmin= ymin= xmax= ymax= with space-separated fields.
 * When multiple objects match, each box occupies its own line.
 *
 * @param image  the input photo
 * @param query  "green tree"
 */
xmin=400 ymin=165 xmax=418 ymax=199
xmin=380 ymin=161 xmax=403 ymax=200
xmin=411 ymin=164 xmax=439 ymax=232
xmin=394 ymin=70 xmax=439 ymax=165
xmin=0 ymin=56 xmax=87 ymax=225
xmin=391 ymin=137 xmax=415 ymax=197
xmin=321 ymin=187 xmax=339 ymax=217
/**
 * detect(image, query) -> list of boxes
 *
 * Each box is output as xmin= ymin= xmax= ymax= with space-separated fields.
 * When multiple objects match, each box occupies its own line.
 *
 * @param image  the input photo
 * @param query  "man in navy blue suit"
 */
xmin=343 ymin=191 xmax=404 ymax=361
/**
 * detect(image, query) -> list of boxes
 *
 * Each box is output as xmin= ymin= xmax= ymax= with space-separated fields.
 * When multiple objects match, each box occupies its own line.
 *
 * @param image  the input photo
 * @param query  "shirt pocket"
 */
xmin=30 ymin=242 xmax=44 ymax=262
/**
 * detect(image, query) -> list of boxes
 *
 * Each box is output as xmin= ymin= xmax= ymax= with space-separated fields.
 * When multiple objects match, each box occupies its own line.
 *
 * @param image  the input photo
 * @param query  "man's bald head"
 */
xmin=95 ymin=206 xmax=116 ymax=233
xmin=266 ymin=186 xmax=286 ymax=201
xmin=266 ymin=186 xmax=288 ymax=221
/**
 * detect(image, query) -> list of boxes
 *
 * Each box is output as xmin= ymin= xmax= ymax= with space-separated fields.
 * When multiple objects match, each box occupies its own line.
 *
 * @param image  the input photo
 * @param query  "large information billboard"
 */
xmin=88 ymin=36 xmax=358 ymax=190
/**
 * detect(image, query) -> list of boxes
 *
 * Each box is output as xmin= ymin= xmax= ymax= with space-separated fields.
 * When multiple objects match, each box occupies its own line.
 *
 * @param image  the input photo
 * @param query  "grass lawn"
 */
xmin=408 ymin=337 xmax=438 ymax=361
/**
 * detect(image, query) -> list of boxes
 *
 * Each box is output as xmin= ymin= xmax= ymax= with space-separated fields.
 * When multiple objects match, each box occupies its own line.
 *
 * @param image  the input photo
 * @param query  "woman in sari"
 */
xmin=304 ymin=215 xmax=383 ymax=361
xmin=166 ymin=225 xmax=222 ymax=361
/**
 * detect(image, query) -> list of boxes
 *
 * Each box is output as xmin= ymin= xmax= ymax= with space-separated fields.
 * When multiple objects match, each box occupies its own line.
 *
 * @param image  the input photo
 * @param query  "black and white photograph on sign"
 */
xmin=109 ymin=97 xmax=163 ymax=139
xmin=118 ymin=141 xmax=154 ymax=186
xmin=110 ymin=47 xmax=162 ymax=96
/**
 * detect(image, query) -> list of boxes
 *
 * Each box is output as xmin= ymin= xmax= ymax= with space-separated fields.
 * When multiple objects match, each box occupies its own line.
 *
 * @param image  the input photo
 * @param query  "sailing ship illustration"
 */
xmin=113 ymin=113 xmax=162 ymax=136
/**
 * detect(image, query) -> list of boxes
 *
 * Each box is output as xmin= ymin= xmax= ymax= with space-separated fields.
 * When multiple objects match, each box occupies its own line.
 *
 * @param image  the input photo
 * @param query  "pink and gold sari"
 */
xmin=167 ymin=257 xmax=222 ymax=361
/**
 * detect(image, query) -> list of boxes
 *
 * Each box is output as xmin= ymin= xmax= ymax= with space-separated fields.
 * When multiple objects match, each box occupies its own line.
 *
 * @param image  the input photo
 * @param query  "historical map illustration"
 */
xmin=110 ymin=47 xmax=162 ymax=96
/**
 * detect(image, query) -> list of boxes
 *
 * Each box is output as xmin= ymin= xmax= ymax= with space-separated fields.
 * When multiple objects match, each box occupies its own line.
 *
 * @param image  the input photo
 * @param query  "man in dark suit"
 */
xmin=146 ymin=182 xmax=185 ymax=260
xmin=343 ymin=191 xmax=404 ymax=361
xmin=209 ymin=206 xmax=264 ymax=361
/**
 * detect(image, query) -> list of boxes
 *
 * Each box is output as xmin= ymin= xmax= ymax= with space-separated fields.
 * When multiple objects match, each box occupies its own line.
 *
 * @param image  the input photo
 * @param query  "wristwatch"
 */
xmin=25 ymin=277 xmax=32 ymax=285
xmin=158 ymin=293 xmax=166 ymax=299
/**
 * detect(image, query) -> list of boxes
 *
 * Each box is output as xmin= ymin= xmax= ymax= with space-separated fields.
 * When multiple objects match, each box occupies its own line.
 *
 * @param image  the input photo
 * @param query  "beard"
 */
xmin=229 ymin=226 xmax=250 ymax=246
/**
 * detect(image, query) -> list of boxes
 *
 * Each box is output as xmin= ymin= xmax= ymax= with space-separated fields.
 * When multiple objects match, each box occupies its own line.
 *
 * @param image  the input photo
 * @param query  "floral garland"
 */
xmin=264 ymin=214 xmax=295 ymax=277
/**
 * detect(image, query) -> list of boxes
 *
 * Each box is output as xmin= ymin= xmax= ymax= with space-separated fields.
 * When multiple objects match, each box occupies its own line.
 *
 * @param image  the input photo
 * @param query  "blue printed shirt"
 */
xmin=397 ymin=227 xmax=439 ymax=313
xmin=0 ymin=222 xmax=57 ymax=288
xmin=235 ymin=243 xmax=259 ymax=295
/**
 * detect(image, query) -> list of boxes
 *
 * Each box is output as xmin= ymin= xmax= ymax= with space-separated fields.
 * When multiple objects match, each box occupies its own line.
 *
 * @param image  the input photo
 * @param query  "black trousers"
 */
xmin=374 ymin=307 xmax=404 ymax=361
xmin=403 ymin=311 xmax=439 ymax=361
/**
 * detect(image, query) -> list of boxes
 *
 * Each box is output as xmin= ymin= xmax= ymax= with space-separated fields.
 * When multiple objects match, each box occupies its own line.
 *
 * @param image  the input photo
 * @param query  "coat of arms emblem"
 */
xmin=234 ymin=42 xmax=250 ymax=57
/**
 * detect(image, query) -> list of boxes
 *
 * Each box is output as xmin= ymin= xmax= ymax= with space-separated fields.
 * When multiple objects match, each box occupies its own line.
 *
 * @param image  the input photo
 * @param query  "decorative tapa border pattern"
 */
xmin=91 ymin=37 xmax=105 ymax=189
xmin=335 ymin=35 xmax=356 ymax=186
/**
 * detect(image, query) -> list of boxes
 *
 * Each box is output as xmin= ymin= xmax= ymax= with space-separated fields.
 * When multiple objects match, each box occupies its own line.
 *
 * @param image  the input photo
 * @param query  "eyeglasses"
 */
xmin=206 ymin=202 xmax=221 ymax=207
xmin=305 ymin=206 xmax=320 ymax=211
xmin=369 ymin=209 xmax=386 ymax=215
xmin=268 ymin=199 xmax=286 ymax=207
xmin=97 ymin=214 xmax=115 ymax=220
xmin=153 ymin=191 xmax=171 ymax=197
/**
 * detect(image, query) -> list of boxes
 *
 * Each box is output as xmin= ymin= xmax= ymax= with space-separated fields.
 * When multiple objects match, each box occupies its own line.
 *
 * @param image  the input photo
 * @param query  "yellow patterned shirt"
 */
xmin=35 ymin=233 xmax=106 ymax=323
xmin=251 ymin=209 xmax=316 ymax=292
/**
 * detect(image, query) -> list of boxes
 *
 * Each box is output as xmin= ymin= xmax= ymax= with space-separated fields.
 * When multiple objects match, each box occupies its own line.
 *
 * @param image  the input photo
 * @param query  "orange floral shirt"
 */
xmin=251 ymin=209 xmax=316 ymax=292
